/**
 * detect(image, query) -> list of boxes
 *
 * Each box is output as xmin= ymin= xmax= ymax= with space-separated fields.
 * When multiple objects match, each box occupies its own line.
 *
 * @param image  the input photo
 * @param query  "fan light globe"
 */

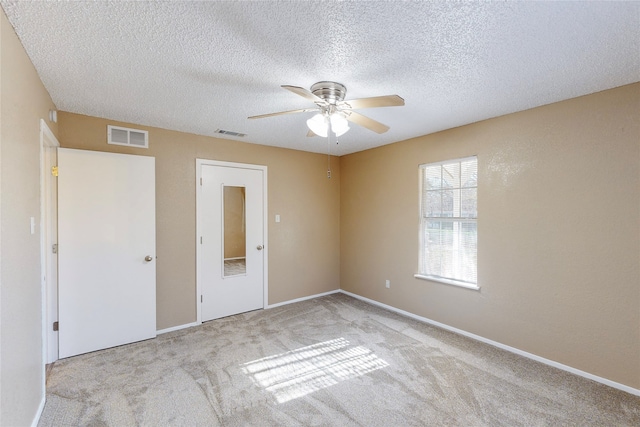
xmin=306 ymin=114 xmax=328 ymax=137
xmin=307 ymin=112 xmax=350 ymax=138
xmin=330 ymin=113 xmax=349 ymax=136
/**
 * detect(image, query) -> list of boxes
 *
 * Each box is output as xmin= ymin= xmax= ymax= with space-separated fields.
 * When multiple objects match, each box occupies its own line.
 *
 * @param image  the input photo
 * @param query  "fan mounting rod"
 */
xmin=311 ymin=81 xmax=346 ymax=105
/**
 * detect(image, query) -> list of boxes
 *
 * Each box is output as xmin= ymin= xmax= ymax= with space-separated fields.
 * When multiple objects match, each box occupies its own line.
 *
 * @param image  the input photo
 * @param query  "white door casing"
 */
xmin=40 ymin=119 xmax=59 ymax=364
xmin=196 ymin=160 xmax=268 ymax=323
xmin=57 ymin=148 xmax=156 ymax=358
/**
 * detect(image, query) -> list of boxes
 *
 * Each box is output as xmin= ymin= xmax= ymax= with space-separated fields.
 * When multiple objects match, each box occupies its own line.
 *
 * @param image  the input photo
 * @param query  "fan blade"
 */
xmin=307 ymin=129 xmax=317 ymax=137
xmin=338 ymin=95 xmax=404 ymax=110
xmin=345 ymin=111 xmax=390 ymax=134
xmin=282 ymin=85 xmax=327 ymax=105
xmin=248 ymin=107 xmax=317 ymax=119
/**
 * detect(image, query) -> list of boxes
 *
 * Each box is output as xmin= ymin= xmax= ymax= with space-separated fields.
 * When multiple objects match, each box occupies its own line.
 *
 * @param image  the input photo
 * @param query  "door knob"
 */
xmin=256 ymin=245 xmax=263 ymax=250
xmin=144 ymin=255 xmax=153 ymax=262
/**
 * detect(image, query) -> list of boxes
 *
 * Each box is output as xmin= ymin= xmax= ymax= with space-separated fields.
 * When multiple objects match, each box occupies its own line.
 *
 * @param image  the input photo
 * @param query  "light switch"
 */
xmin=275 ymin=214 xmax=281 ymax=223
xmin=30 ymin=217 xmax=36 ymax=234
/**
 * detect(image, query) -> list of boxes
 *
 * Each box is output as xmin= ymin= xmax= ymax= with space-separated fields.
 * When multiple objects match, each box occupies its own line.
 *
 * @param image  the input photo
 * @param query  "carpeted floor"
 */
xmin=39 ymin=293 xmax=640 ymax=426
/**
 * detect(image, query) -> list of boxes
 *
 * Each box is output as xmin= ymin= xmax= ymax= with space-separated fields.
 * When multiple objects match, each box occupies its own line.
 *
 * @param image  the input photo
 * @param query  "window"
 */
xmin=416 ymin=156 xmax=478 ymax=289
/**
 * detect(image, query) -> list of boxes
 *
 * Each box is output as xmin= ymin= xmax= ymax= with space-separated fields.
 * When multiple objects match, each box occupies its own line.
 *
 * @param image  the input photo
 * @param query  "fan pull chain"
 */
xmin=327 ymin=119 xmax=332 ymax=179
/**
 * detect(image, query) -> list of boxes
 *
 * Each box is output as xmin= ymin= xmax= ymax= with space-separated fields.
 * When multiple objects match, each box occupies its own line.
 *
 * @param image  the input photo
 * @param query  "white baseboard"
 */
xmin=340 ymin=290 xmax=640 ymax=397
xmin=31 ymin=393 xmax=46 ymax=427
xmin=157 ymin=290 xmax=341 ymax=333
xmin=267 ymin=289 xmax=340 ymax=309
xmin=156 ymin=290 xmax=341 ymax=333
xmin=157 ymin=321 xmax=200 ymax=335
xmin=140 ymin=288 xmax=640 ymax=397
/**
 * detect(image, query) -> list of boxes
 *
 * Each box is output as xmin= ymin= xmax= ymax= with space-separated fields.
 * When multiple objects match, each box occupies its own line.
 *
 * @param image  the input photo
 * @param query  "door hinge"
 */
xmin=52 ymin=243 xmax=58 ymax=254
xmin=51 ymin=166 xmax=58 ymax=177
xmin=200 ymin=177 xmax=203 ymax=186
xmin=200 ymin=236 xmax=203 ymax=244
xmin=200 ymin=295 xmax=203 ymax=303
xmin=53 ymin=321 xmax=59 ymax=331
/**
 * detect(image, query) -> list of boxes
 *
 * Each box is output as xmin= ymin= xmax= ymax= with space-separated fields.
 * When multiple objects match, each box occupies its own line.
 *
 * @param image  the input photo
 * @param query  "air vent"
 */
xmin=107 ymin=125 xmax=149 ymax=148
xmin=215 ymin=129 xmax=247 ymax=138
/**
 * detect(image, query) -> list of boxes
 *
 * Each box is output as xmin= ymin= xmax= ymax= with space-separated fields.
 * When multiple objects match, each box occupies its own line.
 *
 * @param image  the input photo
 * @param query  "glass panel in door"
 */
xmin=223 ymin=186 xmax=247 ymax=276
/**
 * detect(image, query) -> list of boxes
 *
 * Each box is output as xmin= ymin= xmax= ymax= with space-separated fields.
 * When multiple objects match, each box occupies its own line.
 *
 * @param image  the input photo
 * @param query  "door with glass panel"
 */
xmin=200 ymin=162 xmax=265 ymax=321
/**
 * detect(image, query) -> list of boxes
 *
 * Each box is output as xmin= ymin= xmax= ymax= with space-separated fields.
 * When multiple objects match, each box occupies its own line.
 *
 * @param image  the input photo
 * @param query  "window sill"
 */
xmin=414 ymin=274 xmax=480 ymax=291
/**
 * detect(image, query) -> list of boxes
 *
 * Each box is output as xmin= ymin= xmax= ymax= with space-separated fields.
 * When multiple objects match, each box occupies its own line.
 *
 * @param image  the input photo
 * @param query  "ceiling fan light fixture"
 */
xmin=307 ymin=113 xmax=328 ymax=137
xmin=307 ymin=112 xmax=350 ymax=138
xmin=252 ymin=81 xmax=403 ymax=138
xmin=330 ymin=113 xmax=349 ymax=137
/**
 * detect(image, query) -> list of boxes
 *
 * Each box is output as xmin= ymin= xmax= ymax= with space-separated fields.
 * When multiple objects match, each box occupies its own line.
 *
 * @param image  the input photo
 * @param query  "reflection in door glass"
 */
xmin=223 ymin=186 xmax=247 ymax=276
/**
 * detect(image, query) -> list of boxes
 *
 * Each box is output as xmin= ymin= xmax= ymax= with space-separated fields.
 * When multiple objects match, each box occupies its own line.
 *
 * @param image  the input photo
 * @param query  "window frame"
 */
xmin=415 ymin=156 xmax=480 ymax=291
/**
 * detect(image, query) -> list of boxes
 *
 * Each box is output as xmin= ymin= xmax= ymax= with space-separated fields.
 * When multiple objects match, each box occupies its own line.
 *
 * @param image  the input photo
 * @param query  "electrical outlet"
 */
xmin=385 ymin=279 xmax=390 ymax=289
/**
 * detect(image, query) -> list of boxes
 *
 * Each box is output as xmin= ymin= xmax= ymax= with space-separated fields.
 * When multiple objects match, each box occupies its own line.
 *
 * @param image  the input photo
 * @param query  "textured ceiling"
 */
xmin=2 ymin=1 xmax=639 ymax=156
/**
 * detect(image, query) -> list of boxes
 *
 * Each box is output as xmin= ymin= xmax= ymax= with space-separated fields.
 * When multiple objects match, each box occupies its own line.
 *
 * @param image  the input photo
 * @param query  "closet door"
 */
xmin=58 ymin=148 xmax=156 ymax=358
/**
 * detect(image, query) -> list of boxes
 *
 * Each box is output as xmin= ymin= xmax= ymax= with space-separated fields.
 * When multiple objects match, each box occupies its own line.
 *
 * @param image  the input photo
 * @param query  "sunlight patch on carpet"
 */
xmin=241 ymin=337 xmax=389 ymax=403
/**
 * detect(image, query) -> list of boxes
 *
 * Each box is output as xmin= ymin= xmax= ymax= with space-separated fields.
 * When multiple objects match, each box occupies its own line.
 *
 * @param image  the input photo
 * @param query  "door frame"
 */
xmin=195 ymin=159 xmax=268 ymax=324
xmin=40 ymin=119 xmax=60 ymax=366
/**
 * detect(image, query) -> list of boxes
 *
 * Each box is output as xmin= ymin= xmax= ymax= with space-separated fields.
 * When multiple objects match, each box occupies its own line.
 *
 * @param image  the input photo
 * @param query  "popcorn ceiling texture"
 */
xmin=2 ymin=1 xmax=639 ymax=156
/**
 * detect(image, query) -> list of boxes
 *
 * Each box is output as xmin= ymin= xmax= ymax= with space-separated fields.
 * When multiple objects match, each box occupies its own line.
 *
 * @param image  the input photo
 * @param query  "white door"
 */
xmin=199 ymin=162 xmax=266 ymax=321
xmin=58 ymin=148 xmax=156 ymax=358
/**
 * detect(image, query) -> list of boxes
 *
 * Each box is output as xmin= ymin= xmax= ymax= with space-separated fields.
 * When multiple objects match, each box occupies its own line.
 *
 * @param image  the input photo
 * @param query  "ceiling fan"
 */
xmin=248 ymin=81 xmax=404 ymax=137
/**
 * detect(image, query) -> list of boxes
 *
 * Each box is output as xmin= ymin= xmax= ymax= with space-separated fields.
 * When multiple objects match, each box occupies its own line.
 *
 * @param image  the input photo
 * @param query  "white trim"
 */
xmin=196 ymin=161 xmax=203 ymax=323
xmin=37 ymin=119 xmax=59 ymax=427
xmin=195 ymin=159 xmax=268 ymax=323
xmin=198 ymin=159 xmax=268 ymax=171
xmin=262 ymin=168 xmax=269 ymax=309
xmin=267 ymin=289 xmax=340 ymax=309
xmin=30 ymin=394 xmax=46 ymax=427
xmin=414 ymin=274 xmax=480 ymax=291
xmin=40 ymin=119 xmax=59 ymax=146
xmin=41 ymin=121 xmax=60 ymax=365
xmin=418 ymin=155 xmax=477 ymax=168
xmin=339 ymin=290 xmax=640 ymax=397
xmin=161 ymin=290 xmax=341 ymax=332
xmin=156 ymin=321 xmax=200 ymax=335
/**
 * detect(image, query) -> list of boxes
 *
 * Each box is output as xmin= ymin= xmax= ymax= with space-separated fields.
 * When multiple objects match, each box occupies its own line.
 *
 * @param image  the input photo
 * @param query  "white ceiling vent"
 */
xmin=107 ymin=125 xmax=149 ymax=148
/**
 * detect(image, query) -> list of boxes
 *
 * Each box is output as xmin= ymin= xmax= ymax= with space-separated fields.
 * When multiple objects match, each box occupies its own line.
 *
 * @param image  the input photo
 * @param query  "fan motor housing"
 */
xmin=311 ymin=81 xmax=347 ymax=104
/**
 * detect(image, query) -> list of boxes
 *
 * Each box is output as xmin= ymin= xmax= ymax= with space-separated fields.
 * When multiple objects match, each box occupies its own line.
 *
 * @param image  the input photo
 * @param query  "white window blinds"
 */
xmin=419 ymin=157 xmax=478 ymax=285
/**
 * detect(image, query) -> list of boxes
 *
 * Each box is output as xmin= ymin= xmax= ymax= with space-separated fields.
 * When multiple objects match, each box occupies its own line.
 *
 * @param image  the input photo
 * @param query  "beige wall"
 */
xmin=0 ymin=9 xmax=59 ymax=426
xmin=1 ymin=11 xmax=636 ymax=427
xmin=341 ymin=83 xmax=640 ymax=389
xmin=57 ymin=113 xmax=341 ymax=329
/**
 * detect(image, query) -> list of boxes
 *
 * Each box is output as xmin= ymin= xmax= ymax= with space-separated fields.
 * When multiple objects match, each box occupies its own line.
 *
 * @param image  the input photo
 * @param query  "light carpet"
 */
xmin=39 ymin=293 xmax=640 ymax=426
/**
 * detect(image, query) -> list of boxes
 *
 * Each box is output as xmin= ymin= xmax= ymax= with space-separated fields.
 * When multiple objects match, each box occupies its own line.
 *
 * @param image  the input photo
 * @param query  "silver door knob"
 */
xmin=144 ymin=256 xmax=153 ymax=262
xmin=256 ymin=245 xmax=263 ymax=250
